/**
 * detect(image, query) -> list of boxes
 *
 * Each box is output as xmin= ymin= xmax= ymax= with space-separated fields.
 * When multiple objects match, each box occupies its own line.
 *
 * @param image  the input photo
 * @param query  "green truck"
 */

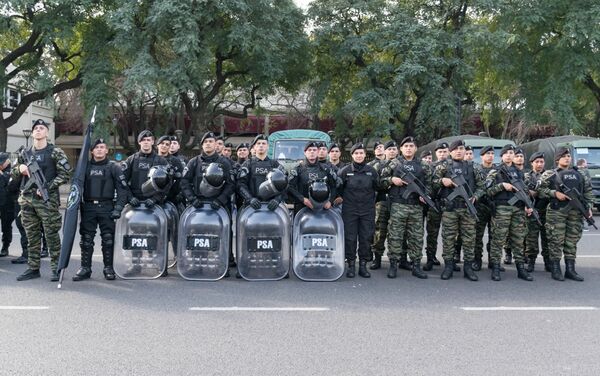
xmin=267 ymin=129 xmax=331 ymax=171
xmin=419 ymin=135 xmax=516 ymax=164
xmin=519 ymin=136 xmax=600 ymax=207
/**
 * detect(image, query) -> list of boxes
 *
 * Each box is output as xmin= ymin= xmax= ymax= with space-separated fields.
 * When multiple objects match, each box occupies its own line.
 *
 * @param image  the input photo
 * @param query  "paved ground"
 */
xmin=2 ymin=215 xmax=600 ymax=375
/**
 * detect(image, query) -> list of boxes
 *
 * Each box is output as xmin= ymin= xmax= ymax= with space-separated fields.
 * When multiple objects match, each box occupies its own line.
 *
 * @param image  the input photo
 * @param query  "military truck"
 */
xmin=520 ymin=136 xmax=600 ymax=208
xmin=419 ymin=135 xmax=516 ymax=164
xmin=267 ymin=129 xmax=331 ymax=172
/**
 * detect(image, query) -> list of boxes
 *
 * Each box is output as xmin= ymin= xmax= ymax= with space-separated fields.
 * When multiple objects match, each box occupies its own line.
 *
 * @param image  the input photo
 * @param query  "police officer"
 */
xmin=504 ymin=147 xmax=526 ymax=265
xmin=421 ymin=150 xmax=433 ymax=164
xmin=424 ymin=142 xmax=449 ymax=271
xmin=368 ymin=140 xmax=398 ymax=270
xmin=328 ymin=143 xmax=346 ymax=171
xmin=13 ymin=119 xmax=71 ymax=281
xmin=464 ymin=145 xmax=474 ymax=162
xmin=433 ymin=140 xmax=485 ymax=281
xmin=334 ymin=143 xmax=379 ymax=278
xmin=372 ymin=141 xmax=385 ymax=162
xmin=72 ymin=139 xmax=128 ymax=281
xmin=222 ymin=142 xmax=234 ymax=159
xmin=237 ymin=134 xmax=287 ymax=211
xmin=288 ymin=141 xmax=338 ymax=213
xmin=156 ymin=135 xmax=186 ymax=207
xmin=524 ymin=152 xmax=550 ymax=273
xmin=380 ymin=137 xmax=431 ymax=279
xmin=169 ymin=136 xmax=188 ymax=164
xmin=485 ymin=144 xmax=533 ymax=281
xmin=0 ymin=153 xmax=15 ymax=257
xmin=215 ymin=136 xmax=225 ymax=155
xmin=236 ymin=143 xmax=250 ymax=165
xmin=538 ymin=147 xmax=593 ymax=281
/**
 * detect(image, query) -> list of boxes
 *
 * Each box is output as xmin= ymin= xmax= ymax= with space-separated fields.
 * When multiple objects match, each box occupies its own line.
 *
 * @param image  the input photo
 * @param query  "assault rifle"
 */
xmin=500 ymin=166 xmax=542 ymax=226
xmin=554 ymin=170 xmax=598 ymax=230
xmin=446 ymin=170 xmax=478 ymax=221
xmin=19 ymin=147 xmax=50 ymax=202
xmin=397 ymin=169 xmax=439 ymax=213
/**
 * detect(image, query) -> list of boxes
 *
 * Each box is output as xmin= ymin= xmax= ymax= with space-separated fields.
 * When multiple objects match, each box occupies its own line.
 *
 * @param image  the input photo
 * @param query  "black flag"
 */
xmin=57 ymin=107 xmax=95 ymax=288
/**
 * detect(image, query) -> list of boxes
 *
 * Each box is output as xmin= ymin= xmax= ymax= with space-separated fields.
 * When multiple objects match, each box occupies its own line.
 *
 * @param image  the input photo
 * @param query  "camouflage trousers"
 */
xmin=387 ymin=203 xmax=424 ymax=262
xmin=525 ymin=209 xmax=548 ymax=259
xmin=489 ymin=205 xmax=526 ymax=264
xmin=442 ymin=208 xmax=476 ymax=262
xmin=372 ymin=200 xmax=390 ymax=256
xmin=425 ymin=208 xmax=442 ymax=257
xmin=474 ymin=203 xmax=493 ymax=260
xmin=545 ymin=207 xmax=583 ymax=261
xmin=18 ymin=193 xmax=62 ymax=270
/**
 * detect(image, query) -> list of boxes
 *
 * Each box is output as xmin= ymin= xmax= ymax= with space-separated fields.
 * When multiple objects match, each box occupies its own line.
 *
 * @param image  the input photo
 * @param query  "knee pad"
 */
xmin=79 ymin=234 xmax=95 ymax=250
xmin=101 ymin=233 xmax=114 ymax=248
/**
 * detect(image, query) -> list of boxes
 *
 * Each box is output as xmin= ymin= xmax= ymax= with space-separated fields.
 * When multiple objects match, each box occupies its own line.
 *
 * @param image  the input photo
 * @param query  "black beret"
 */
xmin=200 ymin=132 xmax=217 ymax=145
xmin=555 ymin=146 xmax=570 ymax=161
xmin=514 ymin=147 xmax=524 ymax=156
xmin=137 ymin=130 xmax=154 ymax=143
xmin=480 ymin=145 xmax=494 ymax=156
xmin=170 ymin=136 xmax=180 ymax=143
xmin=156 ymin=135 xmax=171 ymax=145
xmin=224 ymin=142 xmax=233 ymax=148
xmin=236 ymin=142 xmax=250 ymax=151
xmin=32 ymin=119 xmax=49 ymax=130
xmin=316 ymin=141 xmax=327 ymax=148
xmin=420 ymin=150 xmax=432 ymax=158
xmin=351 ymin=143 xmax=366 ymax=154
xmin=328 ymin=143 xmax=340 ymax=152
xmin=0 ymin=152 xmax=9 ymax=165
xmin=373 ymin=141 xmax=383 ymax=150
xmin=529 ymin=151 xmax=545 ymax=163
xmin=400 ymin=136 xmax=415 ymax=147
xmin=384 ymin=140 xmax=397 ymax=150
xmin=448 ymin=139 xmax=465 ymax=152
xmin=304 ymin=141 xmax=318 ymax=151
xmin=251 ymin=134 xmax=268 ymax=147
xmin=500 ymin=144 xmax=515 ymax=156
xmin=435 ymin=142 xmax=449 ymax=151
xmin=216 ymin=136 xmax=224 ymax=141
xmin=91 ymin=138 xmax=107 ymax=150
xmin=465 ymin=145 xmax=472 ymax=151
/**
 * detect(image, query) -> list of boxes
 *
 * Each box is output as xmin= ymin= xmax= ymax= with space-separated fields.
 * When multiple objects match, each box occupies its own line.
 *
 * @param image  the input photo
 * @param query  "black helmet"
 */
xmin=199 ymin=163 xmax=225 ymax=198
xmin=309 ymin=180 xmax=329 ymax=203
xmin=141 ymin=165 xmax=171 ymax=196
xmin=257 ymin=169 xmax=288 ymax=201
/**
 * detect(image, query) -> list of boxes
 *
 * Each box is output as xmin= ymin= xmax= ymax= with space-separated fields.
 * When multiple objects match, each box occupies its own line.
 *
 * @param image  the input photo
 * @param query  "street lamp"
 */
xmin=22 ymin=129 xmax=32 ymax=147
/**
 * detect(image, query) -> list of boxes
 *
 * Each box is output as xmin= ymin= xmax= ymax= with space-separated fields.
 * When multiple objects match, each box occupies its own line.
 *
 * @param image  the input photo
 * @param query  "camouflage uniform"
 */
xmin=12 ymin=145 xmax=71 ymax=271
xmin=524 ymin=170 xmax=549 ymax=262
xmin=473 ymin=163 xmax=495 ymax=265
xmin=425 ymin=160 xmax=444 ymax=262
xmin=368 ymin=158 xmax=390 ymax=258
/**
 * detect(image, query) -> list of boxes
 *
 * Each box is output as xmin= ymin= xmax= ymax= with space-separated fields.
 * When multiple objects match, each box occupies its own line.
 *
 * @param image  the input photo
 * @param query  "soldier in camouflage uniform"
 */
xmin=433 ymin=140 xmax=484 ymax=281
xmin=380 ymin=137 xmax=431 ymax=279
xmin=503 ymin=147 xmax=526 ymax=265
xmin=368 ymin=140 xmax=398 ymax=270
xmin=13 ymin=119 xmax=71 ymax=281
xmin=524 ymin=152 xmax=550 ymax=273
xmin=485 ymin=144 xmax=533 ymax=282
xmin=372 ymin=141 xmax=385 ymax=162
xmin=423 ymin=142 xmax=450 ymax=271
xmin=538 ymin=147 xmax=593 ymax=281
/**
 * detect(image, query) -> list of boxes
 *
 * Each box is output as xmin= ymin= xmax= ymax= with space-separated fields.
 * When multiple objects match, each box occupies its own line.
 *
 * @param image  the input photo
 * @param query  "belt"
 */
xmin=84 ymin=199 xmax=113 ymax=204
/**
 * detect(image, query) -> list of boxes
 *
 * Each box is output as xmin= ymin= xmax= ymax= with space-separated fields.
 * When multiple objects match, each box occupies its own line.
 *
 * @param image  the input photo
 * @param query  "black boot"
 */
xmin=398 ymin=254 xmax=412 ymax=271
xmin=564 ymin=259 xmax=584 ymax=282
xmin=472 ymin=257 xmax=482 ymax=271
xmin=432 ymin=256 xmax=441 ymax=266
xmin=101 ymin=243 xmax=115 ymax=280
xmin=0 ymin=243 xmax=8 ymax=257
xmin=491 ymin=263 xmax=501 ymax=281
xmin=346 ymin=260 xmax=355 ymax=278
xmin=516 ymin=262 xmax=533 ymax=281
xmin=441 ymin=261 xmax=454 ymax=280
xmin=370 ymin=253 xmax=382 ymax=270
xmin=488 ymin=259 xmax=505 ymax=271
xmin=463 ymin=261 xmax=478 ymax=281
xmin=526 ymin=256 xmax=536 ymax=273
xmin=453 ymin=250 xmax=461 ymax=264
xmin=411 ymin=261 xmax=428 ymax=279
xmin=543 ymin=256 xmax=552 ymax=272
xmin=387 ymin=259 xmax=398 ymax=279
xmin=124 ymin=264 xmax=142 ymax=277
xmin=358 ymin=260 xmax=371 ymax=278
xmin=103 ymin=266 xmax=116 ymax=280
xmin=551 ymin=259 xmax=564 ymax=281
xmin=50 ymin=269 xmax=59 ymax=282
xmin=11 ymin=250 xmax=28 ymax=264
xmin=453 ymin=263 xmax=461 ymax=272
xmin=72 ymin=267 xmax=92 ymax=281
xmin=504 ymin=249 xmax=512 ymax=265
xmin=40 ymin=246 xmax=49 ymax=258
xmin=423 ymin=255 xmax=434 ymax=271
xmin=16 ymin=268 xmax=40 ymax=281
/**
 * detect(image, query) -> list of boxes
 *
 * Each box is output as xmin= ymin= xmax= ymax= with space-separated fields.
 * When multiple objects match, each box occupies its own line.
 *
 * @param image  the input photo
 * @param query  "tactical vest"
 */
xmin=494 ymin=164 xmax=525 ymax=207
xmin=439 ymin=160 xmax=475 ymax=207
xmin=192 ymin=153 xmax=227 ymax=199
xmin=129 ymin=152 xmax=159 ymax=197
xmin=551 ymin=168 xmax=584 ymax=210
xmin=21 ymin=145 xmax=56 ymax=191
xmin=247 ymin=157 xmax=278 ymax=196
xmin=389 ymin=158 xmax=425 ymax=205
xmin=297 ymin=160 xmax=330 ymax=198
xmin=84 ymin=159 xmax=116 ymax=201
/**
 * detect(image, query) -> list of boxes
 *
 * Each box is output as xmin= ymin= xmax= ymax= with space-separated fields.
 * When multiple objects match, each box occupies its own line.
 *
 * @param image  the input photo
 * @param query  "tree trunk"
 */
xmin=0 ymin=121 xmax=8 ymax=152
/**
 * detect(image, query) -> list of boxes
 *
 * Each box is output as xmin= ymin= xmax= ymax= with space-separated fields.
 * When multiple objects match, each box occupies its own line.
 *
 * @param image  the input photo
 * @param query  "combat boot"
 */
xmin=453 ymin=263 xmax=461 ymax=272
xmin=370 ymin=253 xmax=382 ymax=270
xmin=358 ymin=260 xmax=371 ymax=278
xmin=423 ymin=255 xmax=434 ymax=271
xmin=472 ymin=257 xmax=482 ymax=271
xmin=16 ymin=268 xmax=40 ymax=281
xmin=398 ymin=254 xmax=412 ymax=271
xmin=72 ymin=267 xmax=92 ymax=281
xmin=491 ymin=263 xmax=501 ymax=281
xmin=40 ymin=246 xmax=49 ymax=258
xmin=516 ymin=262 xmax=533 ymax=281
xmin=504 ymin=249 xmax=512 ymax=265
xmin=440 ymin=261 xmax=454 ymax=280
xmin=432 ymin=256 xmax=441 ymax=266
xmin=488 ymin=257 xmax=505 ymax=272
xmin=564 ymin=259 xmax=584 ymax=282
xmin=551 ymin=259 xmax=564 ymax=281
xmin=50 ymin=269 xmax=59 ymax=282
xmin=543 ymin=256 xmax=552 ymax=272
xmin=346 ymin=260 xmax=356 ymax=278
xmin=0 ymin=243 xmax=8 ymax=257
xmin=411 ymin=261 xmax=428 ymax=279
xmin=124 ymin=264 xmax=142 ymax=277
xmin=103 ymin=266 xmax=116 ymax=281
xmin=11 ymin=250 xmax=28 ymax=264
xmin=463 ymin=262 xmax=478 ymax=281
xmin=453 ymin=250 xmax=461 ymax=264
xmin=527 ymin=256 xmax=536 ymax=273
xmin=387 ymin=259 xmax=398 ymax=279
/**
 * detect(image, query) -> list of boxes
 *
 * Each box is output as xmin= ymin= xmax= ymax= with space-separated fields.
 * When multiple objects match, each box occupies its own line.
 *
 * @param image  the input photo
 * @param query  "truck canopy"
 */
xmin=420 ymin=135 xmax=516 ymax=164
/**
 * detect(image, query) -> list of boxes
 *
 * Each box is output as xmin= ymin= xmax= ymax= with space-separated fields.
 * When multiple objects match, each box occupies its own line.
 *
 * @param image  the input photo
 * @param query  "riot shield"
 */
xmin=114 ymin=203 xmax=169 ymax=279
xmin=163 ymin=201 xmax=179 ymax=268
xmin=292 ymin=207 xmax=345 ymax=281
xmin=237 ymin=203 xmax=291 ymax=281
xmin=177 ymin=203 xmax=230 ymax=281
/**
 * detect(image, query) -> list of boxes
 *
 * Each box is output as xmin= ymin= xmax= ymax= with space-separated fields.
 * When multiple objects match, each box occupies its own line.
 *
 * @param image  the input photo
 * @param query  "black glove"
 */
xmin=210 ymin=200 xmax=221 ymax=210
xmin=192 ymin=199 xmax=203 ymax=208
xmin=110 ymin=208 xmax=122 ymax=220
xmin=250 ymin=198 xmax=261 ymax=210
xmin=267 ymin=199 xmax=279 ymax=211
xmin=144 ymin=198 xmax=155 ymax=208
xmin=129 ymin=197 xmax=140 ymax=207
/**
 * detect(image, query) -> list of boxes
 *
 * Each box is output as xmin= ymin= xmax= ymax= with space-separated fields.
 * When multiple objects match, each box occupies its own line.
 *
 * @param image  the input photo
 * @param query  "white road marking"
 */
xmin=577 ymin=255 xmax=600 ymax=258
xmin=461 ymin=306 xmax=597 ymax=311
xmin=189 ymin=307 xmax=330 ymax=312
xmin=0 ymin=306 xmax=50 ymax=310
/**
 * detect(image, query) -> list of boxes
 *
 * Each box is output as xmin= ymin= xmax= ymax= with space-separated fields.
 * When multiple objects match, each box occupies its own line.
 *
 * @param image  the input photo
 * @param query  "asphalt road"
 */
xmin=2 ymin=217 xmax=600 ymax=375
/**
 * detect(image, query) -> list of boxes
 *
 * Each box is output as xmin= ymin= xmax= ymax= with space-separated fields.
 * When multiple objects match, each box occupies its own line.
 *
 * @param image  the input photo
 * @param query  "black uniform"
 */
xmin=0 ymin=164 xmax=15 ymax=255
xmin=164 ymin=154 xmax=186 ymax=206
xmin=337 ymin=161 xmax=379 ymax=262
xmin=121 ymin=150 xmax=169 ymax=204
xmin=180 ymin=152 xmax=235 ymax=208
xmin=78 ymin=158 xmax=128 ymax=276
xmin=288 ymin=159 xmax=338 ymax=212
xmin=237 ymin=156 xmax=287 ymax=207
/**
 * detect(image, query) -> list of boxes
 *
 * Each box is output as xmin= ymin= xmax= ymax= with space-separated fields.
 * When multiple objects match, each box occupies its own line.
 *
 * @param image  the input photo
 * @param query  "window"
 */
xmin=4 ymin=88 xmax=21 ymax=109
